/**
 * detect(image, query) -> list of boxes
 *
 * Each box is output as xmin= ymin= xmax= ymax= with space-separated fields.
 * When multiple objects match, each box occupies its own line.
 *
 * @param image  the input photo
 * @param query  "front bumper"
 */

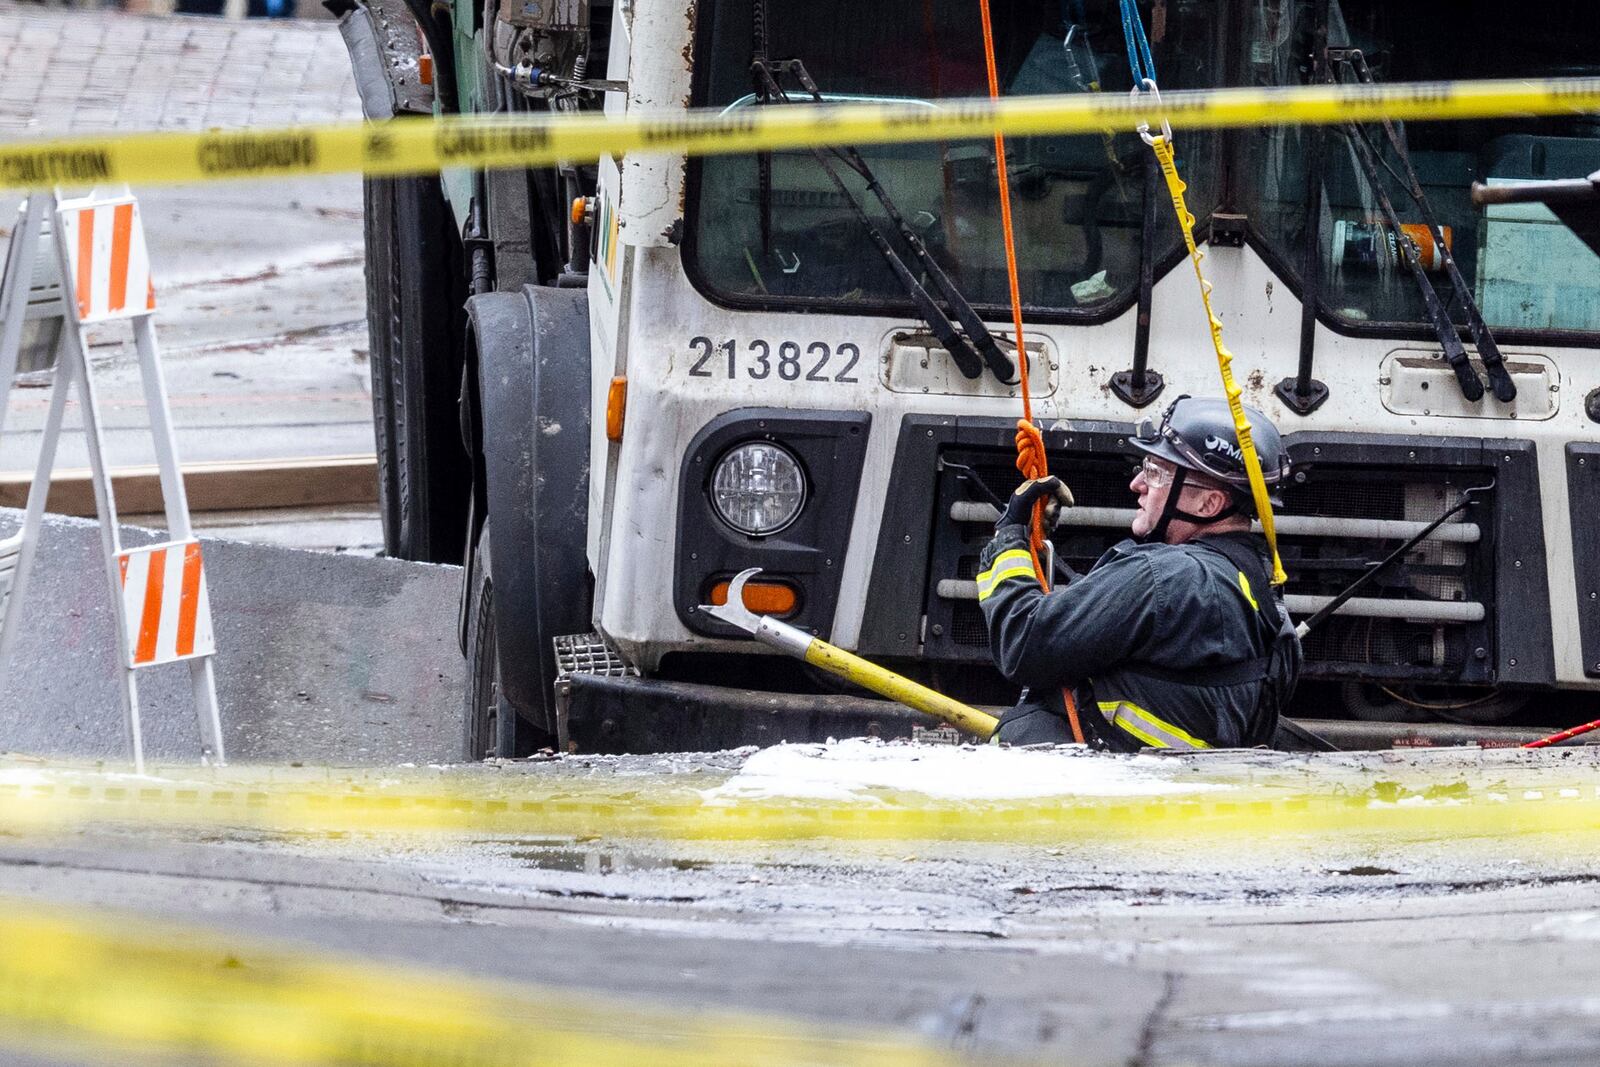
xmin=556 ymin=674 xmax=1564 ymax=754
xmin=559 ymin=673 xmax=933 ymax=754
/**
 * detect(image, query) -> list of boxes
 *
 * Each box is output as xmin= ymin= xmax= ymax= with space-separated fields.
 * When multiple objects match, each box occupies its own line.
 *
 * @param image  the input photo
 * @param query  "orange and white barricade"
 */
xmin=0 ymin=189 xmax=225 ymax=772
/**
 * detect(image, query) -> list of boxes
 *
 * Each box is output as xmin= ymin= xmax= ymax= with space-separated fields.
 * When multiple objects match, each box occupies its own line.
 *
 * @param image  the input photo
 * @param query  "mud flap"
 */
xmin=465 ymin=286 xmax=591 ymax=734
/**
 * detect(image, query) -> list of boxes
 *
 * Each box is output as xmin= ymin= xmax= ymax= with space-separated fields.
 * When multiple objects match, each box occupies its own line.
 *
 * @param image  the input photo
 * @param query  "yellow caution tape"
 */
xmin=5 ymin=760 xmax=1600 ymax=844
xmin=1 ymin=77 xmax=1598 ymax=190
xmin=0 ymin=897 xmax=968 ymax=1067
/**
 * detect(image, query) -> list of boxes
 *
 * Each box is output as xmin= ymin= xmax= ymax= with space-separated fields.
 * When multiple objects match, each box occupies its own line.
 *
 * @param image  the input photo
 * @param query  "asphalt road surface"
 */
xmin=7 ymin=743 xmax=1600 ymax=1066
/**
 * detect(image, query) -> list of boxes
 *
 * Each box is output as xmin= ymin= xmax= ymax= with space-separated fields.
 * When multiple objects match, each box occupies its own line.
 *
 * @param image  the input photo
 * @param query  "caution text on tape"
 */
xmin=2 ymin=77 xmax=1599 ymax=190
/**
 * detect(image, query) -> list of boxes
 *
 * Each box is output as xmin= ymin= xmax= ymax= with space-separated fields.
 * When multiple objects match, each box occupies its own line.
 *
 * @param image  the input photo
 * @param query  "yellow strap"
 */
xmin=1147 ymin=134 xmax=1287 ymax=585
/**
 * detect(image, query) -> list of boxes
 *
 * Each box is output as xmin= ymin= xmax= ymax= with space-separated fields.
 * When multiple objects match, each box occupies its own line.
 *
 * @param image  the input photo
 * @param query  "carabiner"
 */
xmin=1130 ymin=77 xmax=1173 ymax=146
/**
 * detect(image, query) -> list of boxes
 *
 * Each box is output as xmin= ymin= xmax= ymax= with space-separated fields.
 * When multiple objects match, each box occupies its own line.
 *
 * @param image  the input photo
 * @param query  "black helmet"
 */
xmin=1129 ymin=394 xmax=1291 ymax=497
xmin=1127 ymin=395 xmax=1289 ymax=540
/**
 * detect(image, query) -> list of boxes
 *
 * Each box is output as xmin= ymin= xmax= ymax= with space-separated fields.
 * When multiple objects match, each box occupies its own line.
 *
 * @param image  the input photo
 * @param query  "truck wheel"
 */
xmin=363 ymin=174 xmax=471 ymax=563
xmin=463 ymin=527 xmax=546 ymax=758
xmin=1340 ymin=681 xmax=1529 ymax=725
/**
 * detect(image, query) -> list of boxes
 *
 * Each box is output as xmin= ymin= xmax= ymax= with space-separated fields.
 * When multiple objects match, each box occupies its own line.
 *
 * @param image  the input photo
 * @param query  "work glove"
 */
xmin=996 ymin=475 xmax=1074 ymax=531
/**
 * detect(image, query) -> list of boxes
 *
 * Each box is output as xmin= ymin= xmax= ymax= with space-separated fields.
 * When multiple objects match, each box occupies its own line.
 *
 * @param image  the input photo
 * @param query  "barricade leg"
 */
xmin=189 ymin=658 xmax=226 ymax=764
xmin=60 ymin=322 xmax=146 ymax=774
xmin=131 ymin=317 xmax=226 ymax=764
xmin=0 ymin=335 xmax=71 ymax=675
xmin=0 ymin=200 xmax=47 ymax=435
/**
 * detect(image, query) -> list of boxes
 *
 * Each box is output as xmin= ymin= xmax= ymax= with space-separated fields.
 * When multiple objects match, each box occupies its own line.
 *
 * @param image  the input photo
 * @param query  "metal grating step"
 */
xmin=553 ymin=632 xmax=635 ymax=680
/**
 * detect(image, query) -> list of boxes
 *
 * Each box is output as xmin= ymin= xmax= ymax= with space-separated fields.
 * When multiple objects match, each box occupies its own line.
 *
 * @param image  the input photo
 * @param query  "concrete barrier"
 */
xmin=0 ymin=510 xmax=464 ymax=765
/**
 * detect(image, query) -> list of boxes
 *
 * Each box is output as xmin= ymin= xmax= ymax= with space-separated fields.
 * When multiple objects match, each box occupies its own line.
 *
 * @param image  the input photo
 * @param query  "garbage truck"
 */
xmin=328 ymin=0 xmax=1600 ymax=755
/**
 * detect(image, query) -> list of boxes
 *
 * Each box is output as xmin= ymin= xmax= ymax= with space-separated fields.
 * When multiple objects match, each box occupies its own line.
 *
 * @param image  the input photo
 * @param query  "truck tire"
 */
xmin=363 ymin=174 xmax=471 ymax=563
xmin=465 ymin=286 xmax=592 ymax=741
xmin=463 ymin=527 xmax=545 ymax=758
xmin=463 ymin=524 xmax=501 ymax=759
xmin=1339 ymin=681 xmax=1528 ymax=725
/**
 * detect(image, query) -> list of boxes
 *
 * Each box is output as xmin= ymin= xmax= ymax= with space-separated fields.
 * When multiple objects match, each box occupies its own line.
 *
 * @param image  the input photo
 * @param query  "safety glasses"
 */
xmin=1139 ymin=456 xmax=1175 ymax=489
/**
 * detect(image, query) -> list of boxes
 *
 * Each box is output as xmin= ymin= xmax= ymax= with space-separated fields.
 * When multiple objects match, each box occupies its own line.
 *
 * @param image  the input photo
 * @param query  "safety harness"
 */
xmin=1145 ymin=534 xmax=1293 ymax=745
xmin=1077 ymin=534 xmax=1290 ymax=752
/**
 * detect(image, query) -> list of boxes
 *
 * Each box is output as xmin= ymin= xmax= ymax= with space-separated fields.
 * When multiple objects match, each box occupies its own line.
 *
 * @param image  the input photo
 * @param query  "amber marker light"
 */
xmin=605 ymin=376 xmax=627 ymax=442
xmin=709 ymin=578 xmax=799 ymax=617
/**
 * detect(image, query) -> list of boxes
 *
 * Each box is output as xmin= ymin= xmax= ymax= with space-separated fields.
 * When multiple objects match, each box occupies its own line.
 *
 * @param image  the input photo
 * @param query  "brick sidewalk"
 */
xmin=0 ymin=2 xmax=359 ymax=137
xmin=0 ymin=3 xmax=375 ymax=549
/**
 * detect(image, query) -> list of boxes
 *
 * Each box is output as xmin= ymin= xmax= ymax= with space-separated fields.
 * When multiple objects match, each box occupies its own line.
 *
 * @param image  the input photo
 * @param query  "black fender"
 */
xmin=327 ymin=0 xmax=395 ymax=119
xmin=325 ymin=0 xmax=448 ymax=117
xmin=463 ymin=285 xmax=592 ymax=733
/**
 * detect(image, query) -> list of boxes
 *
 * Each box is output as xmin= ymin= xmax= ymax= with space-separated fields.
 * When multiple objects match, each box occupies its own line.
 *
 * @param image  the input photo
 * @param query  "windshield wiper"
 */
xmin=751 ymin=0 xmax=776 ymax=258
xmin=750 ymin=54 xmax=1015 ymax=383
xmin=1334 ymin=51 xmax=1515 ymax=404
xmin=1341 ymin=124 xmax=1483 ymax=402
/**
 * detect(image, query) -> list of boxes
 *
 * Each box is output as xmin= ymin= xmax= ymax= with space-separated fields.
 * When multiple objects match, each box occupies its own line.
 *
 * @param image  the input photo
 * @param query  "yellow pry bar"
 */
xmin=1 ymin=77 xmax=1598 ymax=190
xmin=802 ymin=637 xmax=1000 ymax=739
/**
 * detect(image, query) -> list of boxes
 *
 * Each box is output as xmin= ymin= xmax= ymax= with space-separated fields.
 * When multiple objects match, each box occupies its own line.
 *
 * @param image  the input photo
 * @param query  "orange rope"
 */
xmin=975 ymin=0 xmax=1046 ymax=580
xmin=976 ymin=0 xmax=1084 ymax=744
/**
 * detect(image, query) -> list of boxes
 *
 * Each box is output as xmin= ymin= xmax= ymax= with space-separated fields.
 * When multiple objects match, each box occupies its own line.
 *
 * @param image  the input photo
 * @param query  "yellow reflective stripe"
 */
xmin=1237 ymin=571 xmax=1260 ymax=611
xmin=1100 ymin=703 xmax=1169 ymax=749
xmin=977 ymin=563 xmax=1036 ymax=602
xmin=975 ymin=549 xmax=1036 ymax=602
xmin=1097 ymin=700 xmax=1212 ymax=750
xmin=976 ymin=549 xmax=1033 ymax=584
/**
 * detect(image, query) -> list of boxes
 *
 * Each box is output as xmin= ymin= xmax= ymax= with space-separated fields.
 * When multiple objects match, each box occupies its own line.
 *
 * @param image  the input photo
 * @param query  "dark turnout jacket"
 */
xmin=977 ymin=523 xmax=1300 ymax=750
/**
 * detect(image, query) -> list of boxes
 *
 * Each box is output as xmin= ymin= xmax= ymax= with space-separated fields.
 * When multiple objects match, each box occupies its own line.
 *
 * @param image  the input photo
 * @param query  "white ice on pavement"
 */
xmin=703 ymin=738 xmax=1233 ymax=803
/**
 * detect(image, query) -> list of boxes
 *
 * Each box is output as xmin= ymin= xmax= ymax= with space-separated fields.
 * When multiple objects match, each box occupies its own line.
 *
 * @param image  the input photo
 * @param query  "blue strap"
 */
xmin=1119 ymin=0 xmax=1159 ymax=88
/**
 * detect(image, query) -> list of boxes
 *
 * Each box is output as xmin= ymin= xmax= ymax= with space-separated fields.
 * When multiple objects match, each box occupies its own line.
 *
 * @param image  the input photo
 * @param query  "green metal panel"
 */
xmin=437 ymin=2 xmax=488 ymax=234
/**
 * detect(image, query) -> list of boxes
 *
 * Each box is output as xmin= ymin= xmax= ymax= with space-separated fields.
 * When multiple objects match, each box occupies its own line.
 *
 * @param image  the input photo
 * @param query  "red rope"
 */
xmin=976 ymin=0 xmax=1082 ymax=744
xmin=1523 ymin=718 xmax=1600 ymax=749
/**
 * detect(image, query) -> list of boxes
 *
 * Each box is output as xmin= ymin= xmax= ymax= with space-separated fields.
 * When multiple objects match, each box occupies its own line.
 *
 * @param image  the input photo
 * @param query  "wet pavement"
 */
xmin=6 ymin=742 xmax=1600 ymax=1064
xmin=0 ymin=4 xmax=377 ymax=552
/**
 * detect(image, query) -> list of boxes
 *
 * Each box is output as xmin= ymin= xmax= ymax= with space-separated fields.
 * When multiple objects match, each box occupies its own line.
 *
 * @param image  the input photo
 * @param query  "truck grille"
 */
xmin=926 ymin=443 xmax=1495 ymax=684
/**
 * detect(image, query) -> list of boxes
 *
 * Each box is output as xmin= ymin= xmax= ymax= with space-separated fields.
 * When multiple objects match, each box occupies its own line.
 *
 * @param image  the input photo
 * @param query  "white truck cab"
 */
xmin=332 ymin=0 xmax=1600 ymax=755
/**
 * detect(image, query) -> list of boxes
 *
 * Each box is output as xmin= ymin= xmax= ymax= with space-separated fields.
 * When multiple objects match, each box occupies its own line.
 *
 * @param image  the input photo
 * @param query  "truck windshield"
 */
xmin=685 ymin=0 xmax=1223 ymax=319
xmin=1240 ymin=0 xmax=1600 ymax=335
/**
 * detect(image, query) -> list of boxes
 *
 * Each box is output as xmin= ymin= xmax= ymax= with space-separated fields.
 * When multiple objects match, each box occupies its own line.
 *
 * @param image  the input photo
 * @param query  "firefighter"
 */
xmin=978 ymin=395 xmax=1301 ymax=750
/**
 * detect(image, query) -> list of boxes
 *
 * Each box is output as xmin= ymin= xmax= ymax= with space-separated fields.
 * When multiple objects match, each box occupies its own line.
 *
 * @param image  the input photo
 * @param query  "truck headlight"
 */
xmin=710 ymin=441 xmax=806 ymax=536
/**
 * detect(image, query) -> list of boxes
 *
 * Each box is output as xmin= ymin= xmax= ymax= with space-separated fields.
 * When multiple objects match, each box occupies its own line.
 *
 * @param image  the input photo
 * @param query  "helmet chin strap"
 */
xmin=1139 ymin=467 xmax=1241 ymax=544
